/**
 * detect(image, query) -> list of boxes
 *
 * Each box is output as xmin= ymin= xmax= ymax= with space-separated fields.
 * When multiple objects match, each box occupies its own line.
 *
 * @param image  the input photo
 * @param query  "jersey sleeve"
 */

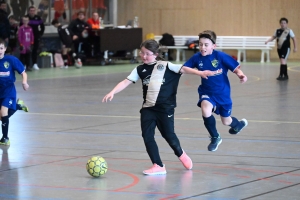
xmin=12 ymin=57 xmax=25 ymax=74
xmin=290 ymin=29 xmax=295 ymax=37
xmin=167 ymin=62 xmax=182 ymax=73
xmin=127 ymin=67 xmax=140 ymax=83
xmin=183 ymin=53 xmax=198 ymax=68
xmin=220 ymin=52 xmax=240 ymax=72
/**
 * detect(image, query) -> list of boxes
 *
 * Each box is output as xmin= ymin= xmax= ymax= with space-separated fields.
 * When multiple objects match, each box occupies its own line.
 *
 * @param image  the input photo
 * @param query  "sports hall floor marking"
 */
xmin=21 ymin=112 xmax=300 ymax=124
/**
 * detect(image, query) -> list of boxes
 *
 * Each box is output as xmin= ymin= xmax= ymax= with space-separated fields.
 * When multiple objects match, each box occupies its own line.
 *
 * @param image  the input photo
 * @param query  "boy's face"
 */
xmin=23 ymin=17 xmax=29 ymax=25
xmin=78 ymin=13 xmax=85 ymax=21
xmin=198 ymin=38 xmax=216 ymax=56
xmin=0 ymin=44 xmax=7 ymax=59
xmin=9 ymin=18 xmax=16 ymax=25
xmin=280 ymin=20 xmax=288 ymax=29
xmin=139 ymin=47 xmax=157 ymax=64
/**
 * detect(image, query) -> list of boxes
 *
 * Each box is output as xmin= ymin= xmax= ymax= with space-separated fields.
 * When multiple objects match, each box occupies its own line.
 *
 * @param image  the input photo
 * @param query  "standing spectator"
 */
xmin=18 ymin=16 xmax=34 ymax=71
xmin=37 ymin=0 xmax=50 ymax=23
xmin=0 ymin=1 xmax=11 ymax=16
xmin=10 ymin=0 xmax=34 ymax=21
xmin=53 ymin=0 xmax=66 ymax=21
xmin=0 ymin=1 xmax=10 ymax=43
xmin=7 ymin=15 xmax=18 ymax=55
xmin=265 ymin=17 xmax=297 ymax=81
xmin=21 ymin=6 xmax=45 ymax=70
xmin=68 ymin=11 xmax=90 ymax=65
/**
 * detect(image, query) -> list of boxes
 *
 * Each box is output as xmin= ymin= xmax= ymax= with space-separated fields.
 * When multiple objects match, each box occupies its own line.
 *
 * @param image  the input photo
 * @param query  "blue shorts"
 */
xmin=197 ymin=94 xmax=232 ymax=117
xmin=0 ymin=97 xmax=17 ymax=110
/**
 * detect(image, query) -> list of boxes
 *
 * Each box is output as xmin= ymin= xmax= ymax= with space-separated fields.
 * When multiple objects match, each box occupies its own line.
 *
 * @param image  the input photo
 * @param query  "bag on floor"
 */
xmin=54 ymin=53 xmax=64 ymax=67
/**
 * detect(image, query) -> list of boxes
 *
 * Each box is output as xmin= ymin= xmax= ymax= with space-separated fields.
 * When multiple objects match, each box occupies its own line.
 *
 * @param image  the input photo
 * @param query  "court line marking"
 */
xmin=22 ymin=112 xmax=300 ymax=124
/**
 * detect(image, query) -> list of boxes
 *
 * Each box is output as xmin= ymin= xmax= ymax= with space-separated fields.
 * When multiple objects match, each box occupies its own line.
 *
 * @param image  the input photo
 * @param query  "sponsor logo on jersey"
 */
xmin=143 ymin=75 xmax=165 ymax=86
xmin=142 ymin=69 xmax=147 ymax=72
xmin=0 ymin=71 xmax=10 ymax=77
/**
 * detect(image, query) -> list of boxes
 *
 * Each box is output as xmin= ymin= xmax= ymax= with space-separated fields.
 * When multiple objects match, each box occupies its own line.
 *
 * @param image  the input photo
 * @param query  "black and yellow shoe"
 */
xmin=0 ymin=137 xmax=10 ymax=146
xmin=17 ymin=99 xmax=29 ymax=112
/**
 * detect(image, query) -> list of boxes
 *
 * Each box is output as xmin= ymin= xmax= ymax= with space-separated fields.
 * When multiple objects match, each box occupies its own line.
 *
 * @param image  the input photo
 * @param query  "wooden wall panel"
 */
xmin=117 ymin=0 xmax=299 ymax=61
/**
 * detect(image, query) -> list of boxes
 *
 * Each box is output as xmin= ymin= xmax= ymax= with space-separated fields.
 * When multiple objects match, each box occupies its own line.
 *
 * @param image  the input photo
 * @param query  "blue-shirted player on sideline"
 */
xmin=183 ymin=30 xmax=248 ymax=152
xmin=0 ymin=38 xmax=29 ymax=146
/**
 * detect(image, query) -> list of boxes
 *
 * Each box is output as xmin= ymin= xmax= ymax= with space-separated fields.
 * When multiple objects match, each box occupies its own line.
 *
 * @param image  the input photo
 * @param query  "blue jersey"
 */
xmin=184 ymin=50 xmax=239 ymax=104
xmin=0 ymin=55 xmax=25 ymax=99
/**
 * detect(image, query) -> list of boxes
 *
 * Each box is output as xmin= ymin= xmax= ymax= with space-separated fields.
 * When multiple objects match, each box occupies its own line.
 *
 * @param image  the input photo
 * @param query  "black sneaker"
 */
xmin=208 ymin=137 xmax=222 ymax=151
xmin=276 ymin=76 xmax=283 ymax=80
xmin=0 ymin=137 xmax=10 ymax=145
xmin=281 ymin=76 xmax=289 ymax=81
xmin=229 ymin=119 xmax=248 ymax=134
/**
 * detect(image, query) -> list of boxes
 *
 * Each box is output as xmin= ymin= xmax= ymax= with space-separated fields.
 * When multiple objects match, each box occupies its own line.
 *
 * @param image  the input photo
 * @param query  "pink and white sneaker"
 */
xmin=179 ymin=150 xmax=193 ymax=170
xmin=143 ymin=164 xmax=167 ymax=175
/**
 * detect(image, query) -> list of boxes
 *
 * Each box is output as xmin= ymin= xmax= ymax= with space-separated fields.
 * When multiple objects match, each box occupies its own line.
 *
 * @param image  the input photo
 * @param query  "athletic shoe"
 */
xmin=17 ymin=99 xmax=29 ymax=112
xmin=276 ymin=76 xmax=283 ymax=80
xmin=33 ymin=64 xmax=40 ymax=70
xmin=143 ymin=164 xmax=167 ymax=175
xmin=179 ymin=150 xmax=193 ymax=170
xmin=208 ymin=137 xmax=222 ymax=151
xmin=60 ymin=65 xmax=68 ymax=69
xmin=229 ymin=118 xmax=248 ymax=134
xmin=0 ymin=137 xmax=10 ymax=146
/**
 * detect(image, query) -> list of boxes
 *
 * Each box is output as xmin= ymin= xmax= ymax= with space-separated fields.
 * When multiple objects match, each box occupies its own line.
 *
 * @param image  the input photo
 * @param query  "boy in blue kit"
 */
xmin=0 ymin=38 xmax=29 ymax=145
xmin=183 ymin=30 xmax=248 ymax=152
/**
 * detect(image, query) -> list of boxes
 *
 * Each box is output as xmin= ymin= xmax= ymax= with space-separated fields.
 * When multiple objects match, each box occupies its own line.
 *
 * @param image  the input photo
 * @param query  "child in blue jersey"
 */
xmin=183 ymin=30 xmax=248 ymax=152
xmin=103 ymin=39 xmax=218 ymax=175
xmin=0 ymin=38 xmax=29 ymax=145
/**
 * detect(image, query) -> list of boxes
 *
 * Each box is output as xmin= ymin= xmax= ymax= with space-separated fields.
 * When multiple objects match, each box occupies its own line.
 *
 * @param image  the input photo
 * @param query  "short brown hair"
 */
xmin=198 ymin=30 xmax=217 ymax=44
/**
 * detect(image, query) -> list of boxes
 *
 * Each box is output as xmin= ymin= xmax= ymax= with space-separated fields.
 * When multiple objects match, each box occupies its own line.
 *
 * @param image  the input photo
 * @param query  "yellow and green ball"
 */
xmin=86 ymin=156 xmax=108 ymax=177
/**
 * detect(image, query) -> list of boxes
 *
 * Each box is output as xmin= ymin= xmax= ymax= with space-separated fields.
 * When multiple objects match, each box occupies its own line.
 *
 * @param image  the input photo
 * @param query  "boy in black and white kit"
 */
xmin=265 ymin=17 xmax=297 ymax=81
xmin=51 ymin=19 xmax=81 ymax=68
xmin=103 ymin=39 xmax=218 ymax=175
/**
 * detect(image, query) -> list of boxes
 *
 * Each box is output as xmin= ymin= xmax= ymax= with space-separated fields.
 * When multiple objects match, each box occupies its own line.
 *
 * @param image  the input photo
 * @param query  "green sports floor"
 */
xmin=1 ymin=61 xmax=300 ymax=200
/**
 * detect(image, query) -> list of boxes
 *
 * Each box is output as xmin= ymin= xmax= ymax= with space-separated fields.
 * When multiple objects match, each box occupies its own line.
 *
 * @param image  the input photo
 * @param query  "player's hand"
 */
xmin=22 ymin=83 xmax=29 ymax=91
xmin=102 ymin=93 xmax=114 ymax=102
xmin=239 ymin=75 xmax=247 ymax=83
xmin=73 ymin=35 xmax=78 ymax=40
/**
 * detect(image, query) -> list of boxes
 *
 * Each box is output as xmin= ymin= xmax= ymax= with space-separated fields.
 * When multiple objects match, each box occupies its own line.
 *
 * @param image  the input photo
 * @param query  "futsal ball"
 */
xmin=86 ymin=156 xmax=108 ymax=177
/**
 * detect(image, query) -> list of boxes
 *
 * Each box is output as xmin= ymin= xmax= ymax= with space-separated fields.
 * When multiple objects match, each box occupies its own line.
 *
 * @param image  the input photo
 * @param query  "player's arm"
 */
xmin=265 ymin=35 xmax=276 ymax=44
xmin=102 ymin=79 xmax=132 ymax=102
xmin=20 ymin=71 xmax=29 ymax=91
xmin=180 ymin=66 xmax=218 ymax=79
xmin=291 ymin=37 xmax=297 ymax=52
xmin=233 ymin=68 xmax=247 ymax=83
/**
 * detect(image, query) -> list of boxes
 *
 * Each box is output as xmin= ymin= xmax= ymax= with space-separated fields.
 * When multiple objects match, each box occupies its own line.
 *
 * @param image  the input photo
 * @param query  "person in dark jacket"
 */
xmin=0 ymin=1 xmax=10 ymax=43
xmin=20 ymin=6 xmax=45 ymax=70
xmin=68 ymin=11 xmax=91 ymax=63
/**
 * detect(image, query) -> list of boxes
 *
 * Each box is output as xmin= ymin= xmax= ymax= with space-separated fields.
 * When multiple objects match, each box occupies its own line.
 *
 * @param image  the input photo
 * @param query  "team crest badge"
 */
xmin=4 ymin=62 xmax=9 ymax=69
xmin=157 ymin=64 xmax=164 ymax=71
xmin=211 ymin=59 xmax=218 ymax=68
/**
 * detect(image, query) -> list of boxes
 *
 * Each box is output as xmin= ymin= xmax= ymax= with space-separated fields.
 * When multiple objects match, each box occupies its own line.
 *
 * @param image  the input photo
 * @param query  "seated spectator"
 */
xmin=87 ymin=12 xmax=100 ymax=29
xmin=53 ymin=0 xmax=66 ymax=21
xmin=37 ymin=0 xmax=50 ymax=22
xmin=68 ymin=11 xmax=91 ymax=60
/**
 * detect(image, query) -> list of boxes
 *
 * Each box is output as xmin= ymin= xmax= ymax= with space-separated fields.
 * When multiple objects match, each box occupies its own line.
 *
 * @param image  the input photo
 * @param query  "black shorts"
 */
xmin=277 ymin=47 xmax=290 ymax=59
xmin=62 ymin=40 xmax=72 ymax=49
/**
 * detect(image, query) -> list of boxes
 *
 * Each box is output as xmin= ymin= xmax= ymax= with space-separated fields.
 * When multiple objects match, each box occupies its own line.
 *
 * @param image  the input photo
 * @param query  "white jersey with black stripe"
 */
xmin=127 ymin=61 xmax=182 ymax=110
